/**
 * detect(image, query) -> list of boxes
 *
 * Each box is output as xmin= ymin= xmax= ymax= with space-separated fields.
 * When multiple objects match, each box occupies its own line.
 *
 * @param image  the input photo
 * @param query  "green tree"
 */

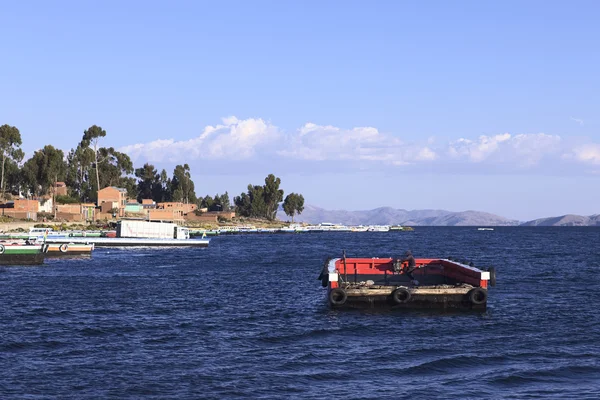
xmin=171 ymin=164 xmax=197 ymax=204
xmin=21 ymin=145 xmax=66 ymax=197
xmin=4 ymin=159 xmax=23 ymax=197
xmin=220 ymin=191 xmax=231 ymax=211
xmin=0 ymin=124 xmax=24 ymax=199
xmin=96 ymin=147 xmax=134 ymax=189
xmin=233 ymin=175 xmax=283 ymax=219
xmin=249 ymin=184 xmax=267 ymax=218
xmin=159 ymin=169 xmax=172 ymax=202
xmin=201 ymin=195 xmax=215 ymax=210
xmin=233 ymin=192 xmax=251 ymax=216
xmin=263 ymin=174 xmax=284 ymax=220
xmin=81 ymin=125 xmax=106 ymax=200
xmin=283 ymin=193 xmax=305 ymax=223
xmin=65 ymin=145 xmax=94 ymax=201
xmin=135 ymin=163 xmax=159 ymax=202
xmin=120 ymin=176 xmax=138 ymax=200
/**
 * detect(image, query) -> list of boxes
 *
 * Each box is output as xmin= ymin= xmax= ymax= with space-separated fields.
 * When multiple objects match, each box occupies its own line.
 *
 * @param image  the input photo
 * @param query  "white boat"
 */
xmin=367 ymin=225 xmax=390 ymax=232
xmin=477 ymin=228 xmax=494 ymax=231
xmin=28 ymin=227 xmax=70 ymax=239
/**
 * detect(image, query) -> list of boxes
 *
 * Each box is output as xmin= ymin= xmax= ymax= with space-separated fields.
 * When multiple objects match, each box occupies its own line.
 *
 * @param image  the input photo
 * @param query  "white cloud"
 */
xmin=278 ymin=122 xmax=436 ymax=165
xmin=447 ymin=133 xmax=561 ymax=166
xmin=569 ymin=144 xmax=600 ymax=165
xmin=570 ymin=117 xmax=584 ymax=126
xmin=119 ymin=116 xmax=280 ymax=163
xmin=447 ymin=133 xmax=511 ymax=162
xmin=118 ymin=116 xmax=599 ymax=173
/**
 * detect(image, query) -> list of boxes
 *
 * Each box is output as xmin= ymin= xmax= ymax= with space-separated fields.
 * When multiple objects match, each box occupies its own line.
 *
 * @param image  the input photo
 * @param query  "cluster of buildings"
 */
xmin=0 ymin=183 xmax=234 ymax=224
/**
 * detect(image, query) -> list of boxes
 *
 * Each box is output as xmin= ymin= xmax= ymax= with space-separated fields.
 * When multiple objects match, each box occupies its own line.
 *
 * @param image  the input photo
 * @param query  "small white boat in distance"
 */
xmin=477 ymin=227 xmax=494 ymax=231
xmin=367 ymin=225 xmax=390 ymax=232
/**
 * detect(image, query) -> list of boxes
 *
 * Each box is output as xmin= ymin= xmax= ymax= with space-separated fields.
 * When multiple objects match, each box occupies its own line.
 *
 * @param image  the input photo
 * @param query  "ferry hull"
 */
xmin=0 ymin=244 xmax=48 ymax=266
xmin=0 ymin=253 xmax=45 ymax=266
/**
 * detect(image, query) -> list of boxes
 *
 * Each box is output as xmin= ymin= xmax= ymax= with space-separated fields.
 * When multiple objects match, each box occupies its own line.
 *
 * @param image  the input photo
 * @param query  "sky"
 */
xmin=1 ymin=0 xmax=599 ymax=221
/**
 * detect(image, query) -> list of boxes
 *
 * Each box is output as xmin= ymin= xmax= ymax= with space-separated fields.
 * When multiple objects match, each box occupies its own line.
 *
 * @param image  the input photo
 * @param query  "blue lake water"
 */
xmin=1 ymin=227 xmax=600 ymax=399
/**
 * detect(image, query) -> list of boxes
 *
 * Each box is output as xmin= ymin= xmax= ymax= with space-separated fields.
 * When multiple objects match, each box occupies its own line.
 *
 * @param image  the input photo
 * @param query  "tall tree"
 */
xmin=21 ymin=145 xmax=66 ymax=197
xmin=283 ymin=193 xmax=305 ymax=223
xmin=201 ymin=195 xmax=215 ymax=210
xmin=65 ymin=145 xmax=94 ymax=201
xmin=0 ymin=124 xmax=24 ymax=199
xmin=81 ymin=125 xmax=106 ymax=200
xmin=171 ymin=164 xmax=197 ymax=204
xmin=96 ymin=147 xmax=133 ymax=188
xmin=120 ymin=176 xmax=138 ymax=200
xmin=233 ymin=192 xmax=251 ymax=216
xmin=234 ymin=176 xmax=284 ymax=219
xmin=263 ymin=174 xmax=284 ymax=220
xmin=135 ymin=163 xmax=159 ymax=202
xmin=159 ymin=169 xmax=172 ymax=202
xmin=249 ymin=184 xmax=267 ymax=218
xmin=4 ymin=159 xmax=22 ymax=197
xmin=220 ymin=192 xmax=231 ymax=211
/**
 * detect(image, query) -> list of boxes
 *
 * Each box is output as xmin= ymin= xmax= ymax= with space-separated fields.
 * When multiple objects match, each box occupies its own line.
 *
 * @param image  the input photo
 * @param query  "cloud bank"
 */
xmin=119 ymin=116 xmax=600 ymax=173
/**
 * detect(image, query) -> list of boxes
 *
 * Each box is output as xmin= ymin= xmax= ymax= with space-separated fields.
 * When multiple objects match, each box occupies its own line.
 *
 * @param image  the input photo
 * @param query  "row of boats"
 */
xmin=0 ymin=240 xmax=95 ymax=265
xmin=0 ymin=222 xmax=413 ymax=266
xmin=194 ymin=223 xmax=413 ymax=236
xmin=0 ymin=225 xmax=210 ymax=265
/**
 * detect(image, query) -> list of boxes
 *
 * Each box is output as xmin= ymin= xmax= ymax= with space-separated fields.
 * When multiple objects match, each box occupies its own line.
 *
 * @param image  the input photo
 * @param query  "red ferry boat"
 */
xmin=319 ymin=255 xmax=495 ymax=310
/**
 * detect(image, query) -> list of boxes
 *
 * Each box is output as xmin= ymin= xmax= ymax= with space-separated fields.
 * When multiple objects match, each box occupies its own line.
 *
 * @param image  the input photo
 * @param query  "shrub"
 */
xmin=55 ymin=195 xmax=80 ymax=204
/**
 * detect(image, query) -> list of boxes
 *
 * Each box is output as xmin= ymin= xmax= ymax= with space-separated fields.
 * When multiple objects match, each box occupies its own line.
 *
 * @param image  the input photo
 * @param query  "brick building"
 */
xmin=97 ymin=187 xmax=128 ymax=217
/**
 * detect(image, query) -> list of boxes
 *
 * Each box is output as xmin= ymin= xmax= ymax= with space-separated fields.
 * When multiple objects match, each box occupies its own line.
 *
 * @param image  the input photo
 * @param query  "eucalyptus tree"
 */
xmin=233 ymin=192 xmax=251 ymax=216
xmin=0 ymin=124 xmax=24 ymax=199
xmin=234 ymin=175 xmax=284 ymax=219
xmin=263 ymin=174 xmax=284 ymax=220
xmin=96 ymin=147 xmax=134 ymax=188
xmin=283 ymin=193 xmax=305 ymax=223
xmin=171 ymin=164 xmax=196 ymax=204
xmin=65 ymin=145 xmax=94 ymax=201
xmin=135 ymin=163 xmax=160 ymax=202
xmin=21 ymin=145 xmax=66 ymax=197
xmin=81 ymin=125 xmax=106 ymax=199
xmin=158 ymin=169 xmax=172 ymax=202
xmin=249 ymin=184 xmax=267 ymax=218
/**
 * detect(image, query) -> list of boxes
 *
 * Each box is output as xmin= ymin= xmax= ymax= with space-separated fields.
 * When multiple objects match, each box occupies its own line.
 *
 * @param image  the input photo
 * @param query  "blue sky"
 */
xmin=1 ymin=1 xmax=599 ymax=220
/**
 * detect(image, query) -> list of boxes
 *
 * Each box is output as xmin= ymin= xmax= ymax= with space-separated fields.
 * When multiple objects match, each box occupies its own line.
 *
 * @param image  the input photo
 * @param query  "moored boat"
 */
xmin=46 ymin=242 xmax=95 ymax=257
xmin=319 ymin=255 xmax=495 ymax=310
xmin=367 ymin=225 xmax=390 ymax=232
xmin=389 ymin=225 xmax=413 ymax=231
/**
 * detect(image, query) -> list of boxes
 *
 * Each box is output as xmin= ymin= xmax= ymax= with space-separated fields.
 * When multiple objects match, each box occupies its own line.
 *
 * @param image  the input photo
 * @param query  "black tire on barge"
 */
xmin=329 ymin=288 xmax=347 ymax=305
xmin=391 ymin=288 xmax=411 ymax=304
xmin=468 ymin=288 xmax=487 ymax=305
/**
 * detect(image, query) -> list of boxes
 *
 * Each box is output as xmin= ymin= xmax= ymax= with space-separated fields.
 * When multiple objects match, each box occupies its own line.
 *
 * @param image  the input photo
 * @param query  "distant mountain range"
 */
xmin=276 ymin=205 xmax=600 ymax=226
xmin=519 ymin=214 xmax=600 ymax=227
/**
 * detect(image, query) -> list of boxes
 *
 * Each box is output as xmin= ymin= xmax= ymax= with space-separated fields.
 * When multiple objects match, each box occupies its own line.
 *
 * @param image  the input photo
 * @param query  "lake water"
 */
xmin=1 ymin=227 xmax=600 ymax=399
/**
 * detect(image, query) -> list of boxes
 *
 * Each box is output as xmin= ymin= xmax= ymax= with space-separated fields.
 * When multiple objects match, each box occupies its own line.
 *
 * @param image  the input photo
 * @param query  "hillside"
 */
xmin=520 ymin=214 xmax=600 ymax=226
xmin=276 ymin=205 xmax=520 ymax=226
